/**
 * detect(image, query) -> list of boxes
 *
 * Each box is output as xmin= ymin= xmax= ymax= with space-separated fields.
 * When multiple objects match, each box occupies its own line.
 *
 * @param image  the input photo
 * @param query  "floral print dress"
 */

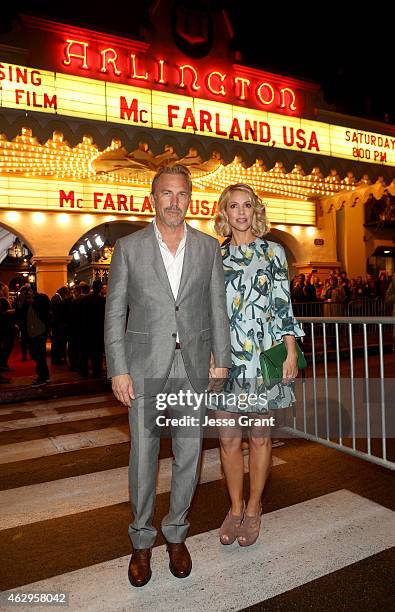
xmin=208 ymin=238 xmax=305 ymax=414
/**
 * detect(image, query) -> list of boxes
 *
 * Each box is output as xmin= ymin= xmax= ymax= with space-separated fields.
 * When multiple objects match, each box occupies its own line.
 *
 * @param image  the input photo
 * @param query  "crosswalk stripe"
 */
xmin=4 ymin=490 xmax=394 ymax=612
xmin=0 ymin=405 xmax=126 ymax=432
xmin=0 ymin=426 xmax=130 ymax=464
xmin=0 ymin=448 xmax=285 ymax=529
xmin=0 ymin=430 xmax=283 ymax=465
xmin=0 ymin=394 xmax=112 ymax=416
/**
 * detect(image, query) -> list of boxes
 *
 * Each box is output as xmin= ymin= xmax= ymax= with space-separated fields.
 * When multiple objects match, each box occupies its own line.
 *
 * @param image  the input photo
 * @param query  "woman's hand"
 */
xmin=282 ymin=335 xmax=299 ymax=382
xmin=282 ymin=352 xmax=298 ymax=382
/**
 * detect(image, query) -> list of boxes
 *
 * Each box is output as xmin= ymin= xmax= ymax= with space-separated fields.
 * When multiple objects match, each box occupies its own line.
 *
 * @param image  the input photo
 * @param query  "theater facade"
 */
xmin=0 ymin=5 xmax=394 ymax=296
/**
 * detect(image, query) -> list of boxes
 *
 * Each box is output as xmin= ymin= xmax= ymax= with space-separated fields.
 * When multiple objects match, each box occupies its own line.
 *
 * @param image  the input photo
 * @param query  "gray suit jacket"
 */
xmin=104 ymin=222 xmax=231 ymax=397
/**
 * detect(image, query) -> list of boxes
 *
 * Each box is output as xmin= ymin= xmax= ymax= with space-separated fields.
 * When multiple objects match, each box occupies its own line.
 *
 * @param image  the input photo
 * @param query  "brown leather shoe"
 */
xmin=128 ymin=547 xmax=152 ymax=587
xmin=166 ymin=542 xmax=192 ymax=578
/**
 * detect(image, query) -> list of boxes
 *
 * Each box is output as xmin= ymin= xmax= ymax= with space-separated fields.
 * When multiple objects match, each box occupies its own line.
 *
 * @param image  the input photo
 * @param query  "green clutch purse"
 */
xmin=260 ymin=341 xmax=307 ymax=387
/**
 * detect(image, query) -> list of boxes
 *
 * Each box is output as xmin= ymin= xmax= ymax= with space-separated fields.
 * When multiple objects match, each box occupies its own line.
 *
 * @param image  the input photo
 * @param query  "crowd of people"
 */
xmin=290 ymin=270 xmax=394 ymax=304
xmin=0 ymin=279 xmax=106 ymax=386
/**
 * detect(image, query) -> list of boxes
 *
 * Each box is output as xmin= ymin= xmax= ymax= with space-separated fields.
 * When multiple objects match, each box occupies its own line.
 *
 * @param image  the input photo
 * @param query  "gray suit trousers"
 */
xmin=127 ymin=350 xmax=206 ymax=549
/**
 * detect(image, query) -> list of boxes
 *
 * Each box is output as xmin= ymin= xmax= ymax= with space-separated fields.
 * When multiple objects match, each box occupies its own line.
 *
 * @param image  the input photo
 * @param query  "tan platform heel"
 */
xmin=237 ymin=506 xmax=262 ymax=546
xmin=219 ymin=501 xmax=245 ymax=545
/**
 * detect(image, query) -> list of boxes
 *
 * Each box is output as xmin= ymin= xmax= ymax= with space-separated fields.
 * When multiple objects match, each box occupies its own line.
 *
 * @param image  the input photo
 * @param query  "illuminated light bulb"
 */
xmin=82 ymin=214 xmax=93 ymax=226
xmin=32 ymin=212 xmax=45 ymax=224
xmin=105 ymin=216 xmax=116 ymax=222
xmin=6 ymin=211 xmax=20 ymax=223
xmin=277 ymin=224 xmax=286 ymax=231
xmin=57 ymin=213 xmax=70 ymax=225
xmin=306 ymin=226 xmax=316 ymax=236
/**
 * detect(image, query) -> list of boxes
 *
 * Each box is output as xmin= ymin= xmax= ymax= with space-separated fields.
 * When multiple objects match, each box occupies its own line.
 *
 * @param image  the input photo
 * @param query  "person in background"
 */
xmin=50 ymin=286 xmax=71 ymax=365
xmin=338 ymin=272 xmax=351 ymax=302
xmin=303 ymin=274 xmax=317 ymax=316
xmin=0 ymin=282 xmax=9 ymax=300
xmin=349 ymin=278 xmax=360 ymax=301
xmin=378 ymin=271 xmax=390 ymax=301
xmin=321 ymin=276 xmax=346 ymax=317
xmin=68 ymin=282 xmax=90 ymax=372
xmin=354 ymin=276 xmax=366 ymax=299
xmin=80 ymin=280 xmax=106 ymax=378
xmin=0 ymin=293 xmax=15 ymax=373
xmin=304 ymin=273 xmax=317 ymax=302
xmin=289 ymin=274 xmax=299 ymax=292
xmin=20 ymin=288 xmax=51 ymax=387
xmin=291 ymin=274 xmax=308 ymax=303
xmin=312 ymin=275 xmax=323 ymax=299
xmin=15 ymin=287 xmax=30 ymax=361
xmin=364 ymin=274 xmax=380 ymax=299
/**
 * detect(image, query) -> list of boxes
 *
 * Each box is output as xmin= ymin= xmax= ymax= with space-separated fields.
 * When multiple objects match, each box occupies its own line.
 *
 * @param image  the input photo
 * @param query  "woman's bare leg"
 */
xmin=217 ymin=411 xmax=244 ymax=515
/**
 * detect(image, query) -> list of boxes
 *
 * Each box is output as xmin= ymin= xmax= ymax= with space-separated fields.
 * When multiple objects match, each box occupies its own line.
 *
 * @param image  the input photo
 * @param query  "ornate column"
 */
xmin=31 ymin=256 xmax=72 ymax=297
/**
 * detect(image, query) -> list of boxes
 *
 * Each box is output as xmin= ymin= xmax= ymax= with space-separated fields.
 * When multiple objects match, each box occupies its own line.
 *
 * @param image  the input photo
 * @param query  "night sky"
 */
xmin=1 ymin=0 xmax=393 ymax=124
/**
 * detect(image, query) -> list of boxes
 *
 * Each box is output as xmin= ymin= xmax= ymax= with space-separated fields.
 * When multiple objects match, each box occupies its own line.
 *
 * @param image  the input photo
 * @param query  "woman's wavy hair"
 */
xmin=214 ymin=183 xmax=269 ymax=238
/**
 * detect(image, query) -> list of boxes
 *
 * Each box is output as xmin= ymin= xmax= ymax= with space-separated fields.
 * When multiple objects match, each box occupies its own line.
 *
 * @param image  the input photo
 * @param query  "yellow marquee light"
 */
xmin=105 ymin=215 xmax=116 ymax=221
xmin=291 ymin=225 xmax=301 ymax=235
xmin=276 ymin=224 xmax=286 ymax=231
xmin=57 ymin=212 xmax=70 ymax=225
xmin=5 ymin=210 xmax=20 ymax=222
xmin=81 ymin=214 xmax=94 ymax=225
xmin=306 ymin=226 xmax=316 ymax=236
xmin=32 ymin=212 xmax=45 ymax=224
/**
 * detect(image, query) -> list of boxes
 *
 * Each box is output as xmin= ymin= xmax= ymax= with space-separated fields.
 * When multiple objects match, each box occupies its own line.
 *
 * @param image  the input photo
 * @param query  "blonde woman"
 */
xmin=209 ymin=183 xmax=304 ymax=547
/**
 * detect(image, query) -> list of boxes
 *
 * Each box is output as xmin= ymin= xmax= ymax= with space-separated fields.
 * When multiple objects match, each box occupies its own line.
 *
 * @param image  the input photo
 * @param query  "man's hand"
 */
xmin=111 ymin=373 xmax=135 ymax=407
xmin=208 ymin=366 xmax=228 ymax=392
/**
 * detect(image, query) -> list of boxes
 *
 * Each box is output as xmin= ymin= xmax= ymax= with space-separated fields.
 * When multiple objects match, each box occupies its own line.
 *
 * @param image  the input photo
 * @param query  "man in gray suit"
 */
xmin=104 ymin=165 xmax=231 ymax=587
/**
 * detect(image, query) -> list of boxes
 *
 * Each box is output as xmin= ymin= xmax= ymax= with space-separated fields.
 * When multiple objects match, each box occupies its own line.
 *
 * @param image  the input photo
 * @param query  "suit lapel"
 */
xmin=144 ymin=223 xmax=175 ymax=301
xmin=177 ymin=225 xmax=196 ymax=302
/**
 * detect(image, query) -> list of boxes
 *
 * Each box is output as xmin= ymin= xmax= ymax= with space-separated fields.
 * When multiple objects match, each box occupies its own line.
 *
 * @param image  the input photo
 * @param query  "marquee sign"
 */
xmin=21 ymin=16 xmax=310 ymax=117
xmin=61 ymin=39 xmax=299 ymax=113
xmin=0 ymin=177 xmax=316 ymax=225
xmin=1 ymin=62 xmax=394 ymax=167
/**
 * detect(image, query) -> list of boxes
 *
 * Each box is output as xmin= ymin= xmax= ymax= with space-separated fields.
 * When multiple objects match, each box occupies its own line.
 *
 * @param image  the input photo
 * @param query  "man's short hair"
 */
xmin=79 ymin=282 xmax=90 ymax=295
xmin=57 ymin=286 xmax=69 ymax=298
xmin=151 ymin=165 xmax=192 ymax=196
xmin=92 ymin=279 xmax=103 ymax=293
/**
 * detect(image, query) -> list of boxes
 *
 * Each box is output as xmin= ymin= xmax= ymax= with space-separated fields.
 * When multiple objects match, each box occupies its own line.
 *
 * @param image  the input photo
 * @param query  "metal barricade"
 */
xmin=292 ymin=298 xmax=392 ymax=319
xmin=282 ymin=316 xmax=395 ymax=470
xmin=347 ymin=298 xmax=393 ymax=318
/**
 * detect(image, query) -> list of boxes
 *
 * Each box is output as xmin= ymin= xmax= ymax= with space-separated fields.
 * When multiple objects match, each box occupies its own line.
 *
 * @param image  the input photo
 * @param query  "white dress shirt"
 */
xmin=153 ymin=219 xmax=187 ymax=342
